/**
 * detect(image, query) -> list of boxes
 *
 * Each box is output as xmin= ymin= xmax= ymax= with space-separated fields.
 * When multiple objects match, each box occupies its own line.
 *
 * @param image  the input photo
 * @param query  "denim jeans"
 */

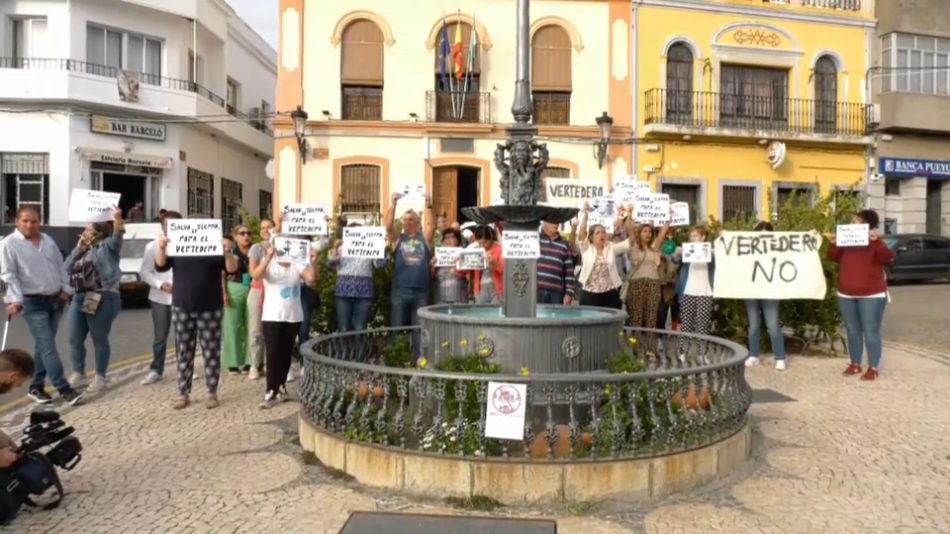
xmin=150 ymin=301 xmax=173 ymax=375
xmin=537 ymin=288 xmax=565 ymax=305
xmin=68 ymin=291 xmax=121 ymax=377
xmin=391 ymin=286 xmax=428 ymax=356
xmin=837 ymin=296 xmax=887 ymax=368
xmin=22 ymin=295 xmax=70 ymax=393
xmin=745 ymin=299 xmax=785 ymax=360
xmin=298 ymin=285 xmax=316 ymax=347
xmin=335 ymin=296 xmax=373 ymax=332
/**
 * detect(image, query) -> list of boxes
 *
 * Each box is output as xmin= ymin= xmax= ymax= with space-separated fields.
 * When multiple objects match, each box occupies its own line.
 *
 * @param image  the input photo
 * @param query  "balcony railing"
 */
xmin=644 ymin=88 xmax=869 ymax=137
xmin=426 ymin=90 xmax=492 ymax=123
xmin=761 ymin=0 xmax=861 ymax=10
xmin=0 ymin=57 xmax=269 ymax=132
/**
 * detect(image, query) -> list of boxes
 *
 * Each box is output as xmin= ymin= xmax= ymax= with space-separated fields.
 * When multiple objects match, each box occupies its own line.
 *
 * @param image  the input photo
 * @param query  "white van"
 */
xmin=119 ymin=222 xmax=164 ymax=303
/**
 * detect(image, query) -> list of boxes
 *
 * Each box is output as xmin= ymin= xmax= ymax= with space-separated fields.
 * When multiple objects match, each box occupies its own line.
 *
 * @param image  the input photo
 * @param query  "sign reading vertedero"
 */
xmin=713 ymin=231 xmax=826 ymax=300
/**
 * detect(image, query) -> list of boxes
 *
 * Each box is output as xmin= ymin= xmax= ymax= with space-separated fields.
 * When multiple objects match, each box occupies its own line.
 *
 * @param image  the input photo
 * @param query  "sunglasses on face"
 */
xmin=236 ymin=231 xmax=250 ymax=236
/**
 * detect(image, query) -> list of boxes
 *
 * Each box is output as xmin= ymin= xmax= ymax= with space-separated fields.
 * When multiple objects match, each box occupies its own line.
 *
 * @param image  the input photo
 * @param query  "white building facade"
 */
xmin=0 ymin=0 xmax=275 ymax=246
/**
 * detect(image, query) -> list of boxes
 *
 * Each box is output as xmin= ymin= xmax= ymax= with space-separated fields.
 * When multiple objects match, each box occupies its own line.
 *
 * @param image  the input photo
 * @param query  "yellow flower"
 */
xmin=477 ymin=335 xmax=486 ymax=342
xmin=478 ymin=347 xmax=491 ymax=357
xmin=441 ymin=341 xmax=450 ymax=349
xmin=459 ymin=338 xmax=468 ymax=348
xmin=519 ymin=367 xmax=530 ymax=377
xmin=621 ymin=370 xmax=630 ymax=375
xmin=603 ymin=385 xmax=612 ymax=396
xmin=417 ymin=357 xmax=428 ymax=369
xmin=627 ymin=337 xmax=638 ymax=347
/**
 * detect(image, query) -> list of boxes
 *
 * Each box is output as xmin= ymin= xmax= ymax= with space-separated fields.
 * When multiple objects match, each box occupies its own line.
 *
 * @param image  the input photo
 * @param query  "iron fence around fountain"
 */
xmin=299 ymin=326 xmax=751 ymax=461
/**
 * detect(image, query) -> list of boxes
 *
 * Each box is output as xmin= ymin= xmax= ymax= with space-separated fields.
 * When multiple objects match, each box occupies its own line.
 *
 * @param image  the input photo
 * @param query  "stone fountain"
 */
xmin=418 ymin=0 xmax=626 ymax=373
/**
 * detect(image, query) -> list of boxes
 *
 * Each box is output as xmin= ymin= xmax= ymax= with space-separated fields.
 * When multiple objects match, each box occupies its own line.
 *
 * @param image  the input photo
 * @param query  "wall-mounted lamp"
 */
xmin=291 ymin=105 xmax=310 ymax=164
xmin=595 ymin=111 xmax=614 ymax=169
xmin=321 ymin=110 xmax=331 ymax=119
xmin=409 ymin=112 xmax=419 ymax=122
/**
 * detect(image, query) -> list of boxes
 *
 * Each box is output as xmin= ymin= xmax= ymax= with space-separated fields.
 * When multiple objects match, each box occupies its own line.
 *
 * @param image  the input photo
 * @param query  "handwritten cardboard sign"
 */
xmin=396 ymin=184 xmax=427 ymax=203
xmin=713 ymin=231 xmax=826 ymax=300
xmin=166 ymin=219 xmax=223 ymax=256
xmin=274 ymin=236 xmax=311 ymax=266
xmin=434 ymin=247 xmax=463 ymax=267
xmin=341 ymin=226 xmax=387 ymax=259
xmin=502 ymin=231 xmax=540 ymax=259
xmin=633 ymin=193 xmax=670 ymax=225
xmin=612 ymin=177 xmax=651 ymax=205
xmin=671 ymin=202 xmax=691 ymax=227
xmin=458 ymin=248 xmax=487 ymax=270
xmin=544 ymin=178 xmax=605 ymax=208
xmin=484 ymin=381 xmax=527 ymax=441
xmin=682 ymin=242 xmax=712 ymax=264
xmin=588 ymin=197 xmax=617 ymax=233
xmin=836 ymin=224 xmax=869 ymax=247
xmin=68 ymin=189 xmax=121 ymax=223
xmin=281 ymin=204 xmax=327 ymax=236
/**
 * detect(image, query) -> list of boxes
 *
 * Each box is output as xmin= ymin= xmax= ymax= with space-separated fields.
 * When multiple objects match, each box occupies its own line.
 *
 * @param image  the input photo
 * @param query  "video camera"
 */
xmin=16 ymin=410 xmax=83 ymax=471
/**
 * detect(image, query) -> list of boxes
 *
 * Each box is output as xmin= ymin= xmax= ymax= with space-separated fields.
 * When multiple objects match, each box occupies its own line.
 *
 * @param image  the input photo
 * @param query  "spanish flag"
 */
xmin=452 ymin=23 xmax=463 ymax=81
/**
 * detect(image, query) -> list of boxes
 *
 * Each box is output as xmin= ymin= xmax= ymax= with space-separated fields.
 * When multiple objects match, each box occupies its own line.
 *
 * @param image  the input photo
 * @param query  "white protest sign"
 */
xmin=434 ymin=247 xmax=463 ymax=267
xmin=671 ymin=202 xmax=691 ymax=227
xmin=484 ymin=381 xmax=527 ymax=441
xmin=713 ymin=231 xmax=826 ymax=300
xmin=396 ymin=184 xmax=427 ymax=204
xmin=612 ymin=177 xmax=651 ymax=205
xmin=633 ymin=193 xmax=670 ymax=225
xmin=68 ymin=189 xmax=121 ymax=223
xmin=836 ymin=224 xmax=869 ymax=247
xmin=683 ymin=242 xmax=712 ymax=264
xmin=458 ymin=248 xmax=486 ymax=270
xmin=588 ymin=197 xmax=617 ymax=233
xmin=166 ymin=219 xmax=223 ymax=256
xmin=544 ymin=178 xmax=606 ymax=208
xmin=502 ymin=231 xmax=540 ymax=259
xmin=341 ymin=226 xmax=387 ymax=259
xmin=274 ymin=236 xmax=311 ymax=266
xmin=281 ymin=204 xmax=327 ymax=236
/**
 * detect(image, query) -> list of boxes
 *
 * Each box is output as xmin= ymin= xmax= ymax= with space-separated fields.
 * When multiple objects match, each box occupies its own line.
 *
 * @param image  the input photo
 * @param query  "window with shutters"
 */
xmin=532 ymin=25 xmax=572 ymax=125
xmin=1 ymin=153 xmax=49 ymax=223
xmin=665 ymin=43 xmax=694 ymax=123
xmin=341 ymin=19 xmax=384 ymax=120
xmin=221 ymin=178 xmax=243 ymax=231
xmin=187 ymin=168 xmax=214 ymax=217
xmin=719 ymin=65 xmax=788 ymax=129
xmin=434 ymin=22 xmax=480 ymax=122
xmin=814 ymin=56 xmax=837 ymax=133
xmin=661 ymin=183 xmax=701 ymax=222
xmin=340 ymin=165 xmax=381 ymax=214
xmin=721 ymin=184 xmax=758 ymax=223
xmin=538 ymin=167 xmax=571 ymax=202
xmin=259 ymin=190 xmax=273 ymax=219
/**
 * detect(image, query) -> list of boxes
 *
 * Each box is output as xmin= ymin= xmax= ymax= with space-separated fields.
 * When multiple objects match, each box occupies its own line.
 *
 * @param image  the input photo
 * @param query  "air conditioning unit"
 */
xmin=866 ymin=103 xmax=881 ymax=128
xmin=249 ymin=106 xmax=263 ymax=130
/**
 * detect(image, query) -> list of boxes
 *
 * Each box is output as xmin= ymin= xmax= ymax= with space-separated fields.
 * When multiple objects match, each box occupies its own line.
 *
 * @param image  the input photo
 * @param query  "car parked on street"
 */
xmin=119 ymin=223 xmax=163 ymax=304
xmin=883 ymin=233 xmax=950 ymax=283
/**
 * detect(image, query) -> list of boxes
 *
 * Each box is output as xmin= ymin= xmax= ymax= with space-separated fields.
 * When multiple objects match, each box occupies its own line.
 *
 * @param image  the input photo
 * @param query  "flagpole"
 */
xmin=461 ymin=12 xmax=475 ymax=120
xmin=441 ymin=12 xmax=457 ymax=120
xmin=455 ymin=9 xmax=462 ymax=119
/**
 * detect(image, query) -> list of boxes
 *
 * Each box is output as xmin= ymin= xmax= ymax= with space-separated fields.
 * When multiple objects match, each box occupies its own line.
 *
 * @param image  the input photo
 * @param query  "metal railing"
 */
xmin=426 ymin=90 xmax=492 ymax=123
xmin=300 ymin=326 xmax=751 ymax=460
xmin=801 ymin=0 xmax=861 ymax=10
xmin=644 ymin=88 xmax=869 ymax=137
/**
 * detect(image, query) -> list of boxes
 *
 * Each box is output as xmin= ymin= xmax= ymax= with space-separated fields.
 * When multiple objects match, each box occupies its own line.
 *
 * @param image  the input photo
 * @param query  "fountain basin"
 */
xmin=418 ymin=304 xmax=627 ymax=373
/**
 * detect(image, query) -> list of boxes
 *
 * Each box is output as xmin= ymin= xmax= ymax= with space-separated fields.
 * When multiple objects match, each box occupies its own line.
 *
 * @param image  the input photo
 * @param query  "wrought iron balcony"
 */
xmin=759 ymin=0 xmax=861 ymax=10
xmin=426 ymin=90 xmax=492 ymax=123
xmin=643 ymin=88 xmax=870 ymax=138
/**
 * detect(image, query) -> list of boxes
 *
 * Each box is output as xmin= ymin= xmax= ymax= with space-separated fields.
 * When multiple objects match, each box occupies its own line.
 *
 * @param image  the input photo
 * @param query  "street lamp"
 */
xmin=595 ymin=111 xmax=613 ymax=169
xmin=291 ymin=105 xmax=309 ymax=163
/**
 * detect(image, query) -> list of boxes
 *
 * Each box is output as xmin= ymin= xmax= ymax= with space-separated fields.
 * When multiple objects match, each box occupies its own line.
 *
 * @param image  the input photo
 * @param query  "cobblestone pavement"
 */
xmin=2 ymin=342 xmax=948 ymax=534
xmin=883 ymin=282 xmax=950 ymax=352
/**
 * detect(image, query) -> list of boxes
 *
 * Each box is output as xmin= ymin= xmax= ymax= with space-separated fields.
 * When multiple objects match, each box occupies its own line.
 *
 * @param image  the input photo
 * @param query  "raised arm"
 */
xmin=422 ymin=195 xmax=436 ymax=246
xmin=103 ymin=207 xmax=125 ymax=254
xmin=385 ymin=193 xmax=400 ymax=246
xmin=250 ymin=245 xmax=275 ymax=280
xmin=578 ymin=203 xmax=590 ymax=243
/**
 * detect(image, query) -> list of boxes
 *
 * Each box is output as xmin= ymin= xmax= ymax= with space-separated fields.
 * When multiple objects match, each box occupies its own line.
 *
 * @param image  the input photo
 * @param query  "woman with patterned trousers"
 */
xmin=624 ymin=218 xmax=671 ymax=329
xmin=674 ymin=225 xmax=715 ymax=362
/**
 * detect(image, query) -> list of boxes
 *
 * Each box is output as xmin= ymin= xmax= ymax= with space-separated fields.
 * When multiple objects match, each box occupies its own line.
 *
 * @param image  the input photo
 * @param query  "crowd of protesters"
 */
xmin=0 ymin=195 xmax=893 ymax=411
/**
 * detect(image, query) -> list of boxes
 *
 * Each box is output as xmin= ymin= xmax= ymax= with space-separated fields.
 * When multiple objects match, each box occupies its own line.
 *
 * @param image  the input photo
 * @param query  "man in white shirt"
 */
xmin=139 ymin=211 xmax=178 ymax=385
xmin=0 ymin=206 xmax=82 ymax=405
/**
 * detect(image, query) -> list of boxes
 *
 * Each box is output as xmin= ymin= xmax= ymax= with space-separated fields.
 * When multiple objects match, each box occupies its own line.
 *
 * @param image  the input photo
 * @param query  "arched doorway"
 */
xmin=431 ymin=165 xmax=480 ymax=224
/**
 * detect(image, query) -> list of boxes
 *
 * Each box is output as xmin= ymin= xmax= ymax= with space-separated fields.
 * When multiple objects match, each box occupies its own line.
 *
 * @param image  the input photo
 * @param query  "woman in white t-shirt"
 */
xmin=674 ymin=225 xmax=715 ymax=361
xmin=250 ymin=244 xmax=318 ymax=409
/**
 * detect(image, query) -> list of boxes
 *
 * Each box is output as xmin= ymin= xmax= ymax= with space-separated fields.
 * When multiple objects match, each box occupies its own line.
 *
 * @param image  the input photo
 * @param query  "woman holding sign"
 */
xmin=674 ymin=225 xmax=716 ymax=360
xmin=826 ymin=209 xmax=894 ymax=381
xmin=576 ymin=203 xmax=627 ymax=309
xmin=64 ymin=207 xmax=125 ymax=393
xmin=250 ymin=240 xmax=318 ymax=409
xmin=221 ymin=225 xmax=253 ymax=375
xmin=431 ymin=228 xmax=470 ymax=304
xmin=327 ymin=222 xmax=386 ymax=331
xmin=624 ymin=216 xmax=672 ymax=329
xmin=472 ymin=226 xmax=504 ymax=304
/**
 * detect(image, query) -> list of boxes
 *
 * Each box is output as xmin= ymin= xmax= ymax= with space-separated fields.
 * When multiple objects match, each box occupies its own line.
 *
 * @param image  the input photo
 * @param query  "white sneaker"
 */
xmin=259 ymin=390 xmax=279 ymax=410
xmin=68 ymin=372 xmax=86 ymax=388
xmin=248 ymin=367 xmax=260 ymax=380
xmin=775 ymin=360 xmax=787 ymax=371
xmin=140 ymin=371 xmax=162 ymax=385
xmin=286 ymin=367 xmax=296 ymax=383
xmin=86 ymin=375 xmax=108 ymax=393
xmin=745 ymin=356 xmax=761 ymax=368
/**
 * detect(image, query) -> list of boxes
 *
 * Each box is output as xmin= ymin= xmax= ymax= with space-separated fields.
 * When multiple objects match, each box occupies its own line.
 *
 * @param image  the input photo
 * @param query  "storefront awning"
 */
xmin=79 ymin=148 xmax=173 ymax=169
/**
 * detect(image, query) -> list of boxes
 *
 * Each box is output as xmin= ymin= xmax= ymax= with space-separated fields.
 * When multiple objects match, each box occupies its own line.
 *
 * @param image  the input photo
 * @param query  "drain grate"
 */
xmin=752 ymin=388 xmax=797 ymax=404
xmin=339 ymin=512 xmax=557 ymax=534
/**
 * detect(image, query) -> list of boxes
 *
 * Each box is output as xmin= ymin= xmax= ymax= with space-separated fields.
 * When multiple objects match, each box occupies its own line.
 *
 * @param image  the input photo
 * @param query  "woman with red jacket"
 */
xmin=826 ymin=209 xmax=894 ymax=381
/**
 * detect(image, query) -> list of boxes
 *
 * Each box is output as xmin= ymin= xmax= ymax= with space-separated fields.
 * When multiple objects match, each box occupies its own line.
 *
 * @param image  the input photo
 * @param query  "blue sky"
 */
xmin=228 ymin=0 xmax=278 ymax=49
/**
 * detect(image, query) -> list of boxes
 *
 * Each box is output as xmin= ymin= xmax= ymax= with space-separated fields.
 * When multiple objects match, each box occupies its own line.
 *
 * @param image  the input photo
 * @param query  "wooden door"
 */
xmin=432 ymin=167 xmax=458 ymax=224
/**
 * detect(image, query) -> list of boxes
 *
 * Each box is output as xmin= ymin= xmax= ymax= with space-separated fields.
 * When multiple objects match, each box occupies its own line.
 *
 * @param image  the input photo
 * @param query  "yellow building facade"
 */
xmin=273 ymin=0 xmax=634 ymax=223
xmin=632 ymin=0 xmax=876 ymax=223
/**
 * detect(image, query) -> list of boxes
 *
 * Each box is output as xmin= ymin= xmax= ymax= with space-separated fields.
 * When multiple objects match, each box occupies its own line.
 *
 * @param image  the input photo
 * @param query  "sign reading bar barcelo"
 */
xmin=281 ymin=204 xmax=328 ymax=236
xmin=90 ymin=115 xmax=167 ymax=141
xmin=502 ymin=231 xmax=540 ymax=259
xmin=713 ymin=231 xmax=825 ymax=300
xmin=166 ymin=219 xmax=223 ymax=256
xmin=341 ymin=226 xmax=387 ymax=259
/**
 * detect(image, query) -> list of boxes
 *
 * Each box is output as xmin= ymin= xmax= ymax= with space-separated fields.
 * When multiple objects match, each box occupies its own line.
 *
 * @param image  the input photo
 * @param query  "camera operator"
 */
xmin=0 ymin=349 xmax=35 ymax=467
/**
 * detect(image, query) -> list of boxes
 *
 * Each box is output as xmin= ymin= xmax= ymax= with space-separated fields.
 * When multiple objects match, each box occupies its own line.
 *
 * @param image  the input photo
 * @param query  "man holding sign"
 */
xmin=384 ymin=192 xmax=435 ymax=338
xmin=154 ymin=218 xmax=239 ymax=410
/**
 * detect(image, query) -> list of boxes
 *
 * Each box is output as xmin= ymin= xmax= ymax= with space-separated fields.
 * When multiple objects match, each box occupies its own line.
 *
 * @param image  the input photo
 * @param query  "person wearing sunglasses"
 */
xmin=221 ymin=225 xmax=253 ymax=375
